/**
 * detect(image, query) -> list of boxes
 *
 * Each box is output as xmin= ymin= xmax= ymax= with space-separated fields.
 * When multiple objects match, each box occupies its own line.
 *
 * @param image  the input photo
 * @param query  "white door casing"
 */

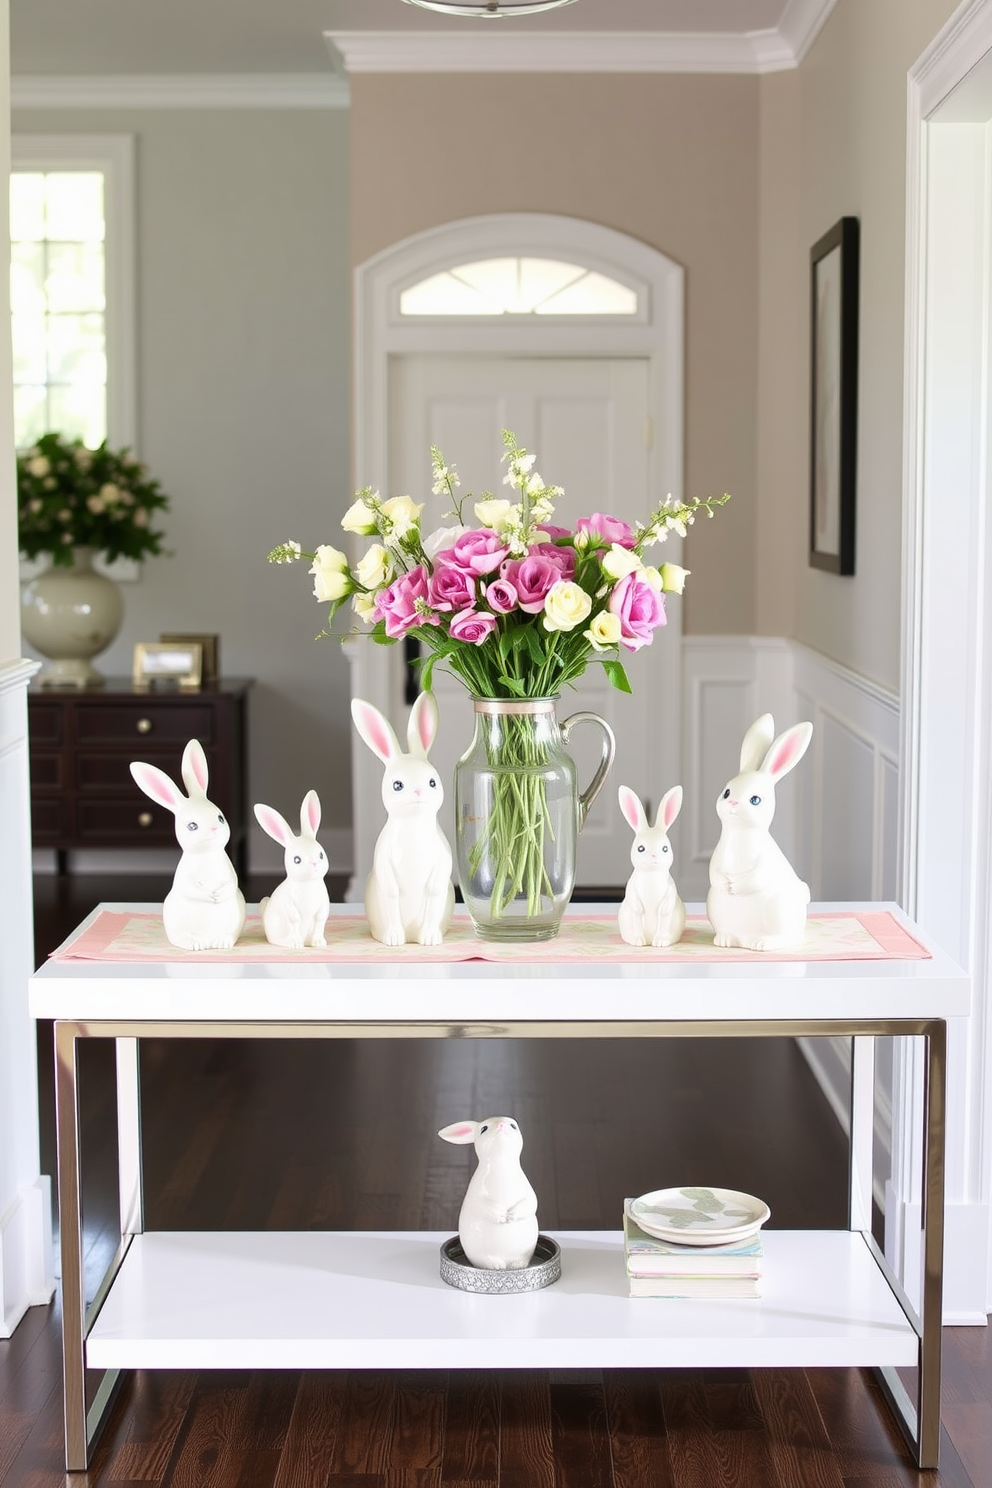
xmin=899 ymin=0 xmax=992 ymax=1320
xmin=348 ymin=214 xmax=685 ymax=899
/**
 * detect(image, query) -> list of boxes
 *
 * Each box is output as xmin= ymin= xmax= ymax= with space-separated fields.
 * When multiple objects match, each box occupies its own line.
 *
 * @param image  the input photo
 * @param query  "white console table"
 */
xmin=29 ymin=901 xmax=969 ymax=1472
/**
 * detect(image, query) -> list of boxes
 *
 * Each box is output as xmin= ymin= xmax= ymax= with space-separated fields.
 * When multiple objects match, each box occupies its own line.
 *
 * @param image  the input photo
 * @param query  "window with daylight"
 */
xmin=399 ymin=256 xmax=639 ymax=316
xmin=10 ymin=136 xmax=134 ymax=452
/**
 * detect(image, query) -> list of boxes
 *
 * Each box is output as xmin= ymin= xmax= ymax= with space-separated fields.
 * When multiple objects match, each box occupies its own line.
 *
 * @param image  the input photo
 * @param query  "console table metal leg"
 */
xmin=54 ymin=1021 xmax=89 ymax=1471
xmin=116 ymin=1038 xmax=144 ymax=1235
xmin=917 ymin=1018 xmax=947 ymax=1467
xmin=849 ymin=1035 xmax=875 ymax=1233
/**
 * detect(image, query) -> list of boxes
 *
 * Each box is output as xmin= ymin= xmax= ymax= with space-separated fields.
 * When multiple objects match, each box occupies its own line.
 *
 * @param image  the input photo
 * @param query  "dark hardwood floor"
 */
xmin=3 ymin=871 xmax=989 ymax=1486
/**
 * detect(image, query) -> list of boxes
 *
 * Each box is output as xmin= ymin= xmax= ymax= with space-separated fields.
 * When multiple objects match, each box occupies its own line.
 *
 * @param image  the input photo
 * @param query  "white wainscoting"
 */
xmin=681 ymin=636 xmax=901 ymax=1225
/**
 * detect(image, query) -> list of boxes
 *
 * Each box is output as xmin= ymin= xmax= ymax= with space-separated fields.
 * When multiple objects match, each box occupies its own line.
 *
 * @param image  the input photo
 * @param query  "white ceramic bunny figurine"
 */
xmin=351 ymin=691 xmax=455 ymax=946
xmin=706 ymin=713 xmax=814 ymax=951
xmin=130 ymin=739 xmax=246 ymax=951
xmin=253 ymin=789 xmax=330 ymax=949
xmin=617 ymin=784 xmax=686 ymax=948
xmin=438 ymin=1116 xmax=539 ymax=1270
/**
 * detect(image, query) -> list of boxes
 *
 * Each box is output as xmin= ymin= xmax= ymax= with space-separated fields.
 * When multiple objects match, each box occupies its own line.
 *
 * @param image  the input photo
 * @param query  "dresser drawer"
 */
xmin=28 ymin=702 xmax=63 ymax=745
xmin=75 ymin=749 xmax=210 ymax=794
xmin=30 ymin=752 xmax=65 ymax=790
xmin=76 ymin=797 xmax=178 ymax=844
xmin=30 ymin=796 xmax=69 ymax=840
xmin=75 ymin=703 xmax=216 ymax=745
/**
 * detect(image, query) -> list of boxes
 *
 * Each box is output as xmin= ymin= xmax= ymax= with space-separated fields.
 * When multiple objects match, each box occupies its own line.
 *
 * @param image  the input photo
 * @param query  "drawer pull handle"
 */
xmin=136 ymin=718 xmax=152 ymax=734
xmin=138 ymin=811 xmax=153 ymax=828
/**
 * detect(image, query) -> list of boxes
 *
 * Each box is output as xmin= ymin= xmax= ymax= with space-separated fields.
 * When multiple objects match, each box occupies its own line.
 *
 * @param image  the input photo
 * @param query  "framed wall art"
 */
xmin=809 ymin=216 xmax=859 ymax=575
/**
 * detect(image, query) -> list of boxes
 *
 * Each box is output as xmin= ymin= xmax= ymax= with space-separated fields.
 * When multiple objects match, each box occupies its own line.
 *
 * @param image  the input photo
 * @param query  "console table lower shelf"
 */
xmin=87 ymin=1228 xmax=916 ymax=1373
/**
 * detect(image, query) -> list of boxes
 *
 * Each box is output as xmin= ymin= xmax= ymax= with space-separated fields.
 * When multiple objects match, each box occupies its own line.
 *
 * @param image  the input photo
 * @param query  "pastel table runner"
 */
xmin=52 ymin=909 xmax=931 ymax=965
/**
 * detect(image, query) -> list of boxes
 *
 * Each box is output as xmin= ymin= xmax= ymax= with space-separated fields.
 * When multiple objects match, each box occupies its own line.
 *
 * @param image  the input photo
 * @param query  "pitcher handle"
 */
xmin=560 ymin=711 xmax=617 ymax=830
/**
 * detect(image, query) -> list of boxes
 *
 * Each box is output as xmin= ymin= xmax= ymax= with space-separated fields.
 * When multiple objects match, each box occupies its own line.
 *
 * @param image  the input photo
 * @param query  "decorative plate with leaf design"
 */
xmin=629 ymin=1187 xmax=771 ymax=1245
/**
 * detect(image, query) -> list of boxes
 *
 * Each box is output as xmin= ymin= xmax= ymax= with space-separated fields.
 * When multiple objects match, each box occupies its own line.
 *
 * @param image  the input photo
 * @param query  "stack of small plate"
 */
xmin=627 ymin=1186 xmax=771 ymax=1246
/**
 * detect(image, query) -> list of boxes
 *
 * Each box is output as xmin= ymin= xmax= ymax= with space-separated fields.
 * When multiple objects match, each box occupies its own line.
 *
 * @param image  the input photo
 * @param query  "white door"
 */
xmin=386 ymin=353 xmax=675 ymax=888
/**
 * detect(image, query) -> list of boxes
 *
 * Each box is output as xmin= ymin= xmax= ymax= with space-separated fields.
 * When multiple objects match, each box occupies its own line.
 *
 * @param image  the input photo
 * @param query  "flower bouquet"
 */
xmin=17 ymin=431 xmax=171 ymax=565
xmin=270 ymin=430 xmax=728 ymax=937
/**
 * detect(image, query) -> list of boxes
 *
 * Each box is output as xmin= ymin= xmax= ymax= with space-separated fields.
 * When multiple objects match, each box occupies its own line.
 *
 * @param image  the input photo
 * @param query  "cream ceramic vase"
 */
xmin=20 ymin=546 xmax=124 ymax=688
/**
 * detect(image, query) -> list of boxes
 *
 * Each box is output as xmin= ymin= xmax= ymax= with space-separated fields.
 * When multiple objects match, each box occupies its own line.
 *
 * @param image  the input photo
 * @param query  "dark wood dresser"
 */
xmin=27 ymin=677 xmax=253 ymax=876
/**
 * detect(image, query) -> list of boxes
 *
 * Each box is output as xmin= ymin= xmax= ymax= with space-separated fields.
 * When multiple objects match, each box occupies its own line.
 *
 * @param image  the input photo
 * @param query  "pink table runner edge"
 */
xmin=50 ymin=909 xmax=932 ymax=966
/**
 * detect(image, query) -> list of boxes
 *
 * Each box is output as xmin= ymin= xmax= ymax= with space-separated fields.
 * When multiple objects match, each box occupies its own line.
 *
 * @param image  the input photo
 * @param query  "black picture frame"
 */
xmin=809 ymin=216 xmax=859 ymax=575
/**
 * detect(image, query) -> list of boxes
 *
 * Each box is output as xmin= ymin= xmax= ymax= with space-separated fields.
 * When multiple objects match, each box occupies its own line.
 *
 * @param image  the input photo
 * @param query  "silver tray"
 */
xmin=439 ymin=1234 xmax=561 ymax=1294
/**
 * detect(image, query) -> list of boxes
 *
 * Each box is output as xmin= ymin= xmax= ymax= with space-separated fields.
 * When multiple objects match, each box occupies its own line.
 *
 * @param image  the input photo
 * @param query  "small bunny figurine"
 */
xmin=706 ymin=713 xmax=814 ymax=951
xmin=130 ymin=739 xmax=246 ymax=951
xmin=438 ymin=1116 xmax=539 ymax=1271
xmin=617 ymin=784 xmax=686 ymax=948
xmin=253 ymin=789 xmax=330 ymax=949
xmin=351 ymin=691 xmax=455 ymax=946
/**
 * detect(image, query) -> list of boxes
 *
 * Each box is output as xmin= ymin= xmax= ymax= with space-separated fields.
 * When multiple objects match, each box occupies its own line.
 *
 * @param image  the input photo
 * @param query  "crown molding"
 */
xmin=325 ymin=3 xmax=838 ymax=75
xmin=10 ymin=73 xmax=350 ymax=110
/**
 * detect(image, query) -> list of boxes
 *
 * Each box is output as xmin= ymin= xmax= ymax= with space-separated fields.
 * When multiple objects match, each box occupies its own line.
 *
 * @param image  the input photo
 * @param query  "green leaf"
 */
xmin=601 ymin=658 xmax=632 ymax=693
xmin=498 ymin=674 xmax=527 ymax=697
xmin=521 ymin=624 xmax=546 ymax=667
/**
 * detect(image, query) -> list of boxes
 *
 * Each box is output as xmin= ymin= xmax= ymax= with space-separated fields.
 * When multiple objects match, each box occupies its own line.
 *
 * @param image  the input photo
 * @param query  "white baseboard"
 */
xmin=0 ymin=1177 xmax=55 ymax=1338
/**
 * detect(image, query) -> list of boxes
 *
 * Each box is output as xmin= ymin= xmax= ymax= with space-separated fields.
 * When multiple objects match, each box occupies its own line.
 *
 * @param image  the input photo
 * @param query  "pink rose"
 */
xmin=374 ymin=566 xmax=439 ymax=639
xmin=608 ymin=571 xmax=666 ymax=651
xmin=446 ymin=529 xmax=511 ymax=575
xmin=500 ymin=555 xmax=561 ymax=613
xmin=531 ymin=541 xmax=576 ymax=581
xmin=449 ymin=607 xmax=499 ymax=645
xmin=577 ymin=513 xmax=636 ymax=548
xmin=428 ymin=560 xmax=477 ymax=613
xmin=485 ymin=578 xmax=519 ymax=614
xmin=536 ymin=524 xmax=572 ymax=540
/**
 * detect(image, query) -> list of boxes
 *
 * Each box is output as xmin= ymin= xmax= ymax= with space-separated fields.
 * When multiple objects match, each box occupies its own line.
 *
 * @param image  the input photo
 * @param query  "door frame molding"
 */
xmin=896 ymin=0 xmax=992 ymax=1317
xmin=349 ymin=213 xmax=686 ymax=894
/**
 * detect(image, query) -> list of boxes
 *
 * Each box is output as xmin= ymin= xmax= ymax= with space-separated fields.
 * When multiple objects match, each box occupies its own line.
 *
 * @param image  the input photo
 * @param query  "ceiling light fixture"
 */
xmin=401 ymin=0 xmax=579 ymax=17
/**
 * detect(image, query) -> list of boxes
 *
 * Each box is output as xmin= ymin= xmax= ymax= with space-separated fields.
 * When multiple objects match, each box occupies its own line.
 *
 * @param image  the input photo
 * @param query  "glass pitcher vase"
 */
xmin=453 ymin=697 xmax=616 ymax=942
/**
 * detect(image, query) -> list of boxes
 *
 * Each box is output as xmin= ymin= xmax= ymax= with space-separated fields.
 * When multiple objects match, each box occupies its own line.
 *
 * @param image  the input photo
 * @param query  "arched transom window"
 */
xmin=399 ymin=256 xmax=639 ymax=316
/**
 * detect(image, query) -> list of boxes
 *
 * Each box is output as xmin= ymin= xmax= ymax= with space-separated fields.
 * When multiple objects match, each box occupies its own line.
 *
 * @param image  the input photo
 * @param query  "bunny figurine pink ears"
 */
xmin=706 ymin=713 xmax=813 ymax=951
xmin=617 ymin=784 xmax=686 ymax=948
xmin=351 ymin=691 xmax=455 ymax=945
xmin=130 ymin=739 xmax=246 ymax=950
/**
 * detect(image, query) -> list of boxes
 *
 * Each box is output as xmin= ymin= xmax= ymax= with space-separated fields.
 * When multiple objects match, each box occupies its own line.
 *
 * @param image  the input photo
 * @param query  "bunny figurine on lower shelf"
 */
xmin=706 ymin=712 xmax=814 ymax=951
xmin=130 ymin=738 xmax=246 ymax=950
xmin=617 ymin=784 xmax=686 ymax=948
xmin=253 ymin=789 xmax=330 ymax=949
xmin=351 ymin=690 xmax=455 ymax=946
xmin=438 ymin=1116 xmax=539 ymax=1271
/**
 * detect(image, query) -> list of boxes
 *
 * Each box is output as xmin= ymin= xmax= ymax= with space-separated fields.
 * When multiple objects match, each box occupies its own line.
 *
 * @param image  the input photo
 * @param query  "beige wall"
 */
xmin=350 ymin=72 xmax=761 ymax=637
xmin=11 ymin=106 xmax=355 ymax=835
xmin=757 ymin=0 xmax=962 ymax=689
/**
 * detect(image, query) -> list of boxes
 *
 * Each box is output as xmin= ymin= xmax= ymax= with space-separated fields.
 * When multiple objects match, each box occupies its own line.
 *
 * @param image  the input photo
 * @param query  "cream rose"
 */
xmin=601 ymin=543 xmax=642 ymax=581
xmin=354 ymin=542 xmax=393 ymax=591
xmin=583 ymin=611 xmax=623 ymax=651
xmin=379 ymin=495 xmax=423 ymax=539
xmin=474 ymin=498 xmax=513 ymax=530
xmin=660 ymin=562 xmax=691 ymax=594
xmin=542 ymin=580 xmax=593 ymax=633
xmin=352 ymin=590 xmax=378 ymax=622
xmin=27 ymin=456 xmax=50 ymax=478
xmin=341 ymin=497 xmax=378 ymax=536
xmin=310 ymin=544 xmax=352 ymax=603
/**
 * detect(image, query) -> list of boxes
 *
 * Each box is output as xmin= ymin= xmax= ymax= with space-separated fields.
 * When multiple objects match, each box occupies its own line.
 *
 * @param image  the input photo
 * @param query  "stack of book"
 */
xmin=623 ymin=1202 xmax=763 ymax=1298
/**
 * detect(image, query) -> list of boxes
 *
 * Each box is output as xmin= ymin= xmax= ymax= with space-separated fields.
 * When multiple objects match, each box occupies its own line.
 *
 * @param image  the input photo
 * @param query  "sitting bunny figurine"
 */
xmin=617 ymin=784 xmax=686 ymax=947
xmin=438 ymin=1116 xmax=539 ymax=1270
xmin=707 ymin=713 xmax=814 ymax=951
xmin=351 ymin=691 xmax=455 ymax=946
xmin=130 ymin=738 xmax=246 ymax=950
xmin=253 ymin=789 xmax=330 ymax=949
